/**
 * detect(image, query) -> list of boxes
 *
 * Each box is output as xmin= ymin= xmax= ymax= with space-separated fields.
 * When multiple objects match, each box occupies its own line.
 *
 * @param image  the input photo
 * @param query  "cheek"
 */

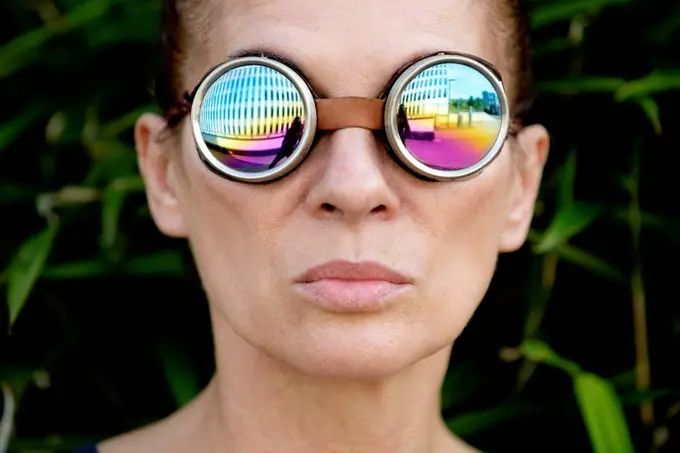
xmin=415 ymin=151 xmax=515 ymax=333
xmin=174 ymin=133 xmax=287 ymax=315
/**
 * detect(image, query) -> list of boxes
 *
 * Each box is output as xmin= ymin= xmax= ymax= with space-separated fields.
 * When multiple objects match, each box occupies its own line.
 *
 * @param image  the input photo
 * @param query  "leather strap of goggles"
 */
xmin=167 ymin=93 xmax=523 ymax=135
xmin=315 ymin=97 xmax=384 ymax=131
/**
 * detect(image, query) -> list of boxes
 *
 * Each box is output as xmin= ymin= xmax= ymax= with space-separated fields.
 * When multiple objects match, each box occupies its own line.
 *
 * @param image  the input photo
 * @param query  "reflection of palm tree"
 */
xmin=397 ymin=104 xmax=411 ymax=140
xmin=269 ymin=116 xmax=303 ymax=169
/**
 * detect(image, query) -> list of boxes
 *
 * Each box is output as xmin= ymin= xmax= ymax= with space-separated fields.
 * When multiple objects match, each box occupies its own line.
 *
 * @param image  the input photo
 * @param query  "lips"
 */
xmin=297 ymin=260 xmax=411 ymax=284
xmin=294 ymin=260 xmax=412 ymax=312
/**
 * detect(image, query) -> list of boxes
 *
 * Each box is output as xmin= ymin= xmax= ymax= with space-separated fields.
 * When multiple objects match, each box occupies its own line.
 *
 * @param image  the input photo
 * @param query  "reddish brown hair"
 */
xmin=156 ymin=0 xmax=534 ymax=126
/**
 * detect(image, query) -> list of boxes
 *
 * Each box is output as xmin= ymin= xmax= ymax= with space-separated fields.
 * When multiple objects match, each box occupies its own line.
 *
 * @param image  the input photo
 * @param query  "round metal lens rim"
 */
xmin=384 ymin=54 xmax=510 ymax=181
xmin=191 ymin=56 xmax=317 ymax=183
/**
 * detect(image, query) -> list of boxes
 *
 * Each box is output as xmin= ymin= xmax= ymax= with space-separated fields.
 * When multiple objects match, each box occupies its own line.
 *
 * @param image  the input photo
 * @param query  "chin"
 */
xmin=277 ymin=322 xmax=446 ymax=380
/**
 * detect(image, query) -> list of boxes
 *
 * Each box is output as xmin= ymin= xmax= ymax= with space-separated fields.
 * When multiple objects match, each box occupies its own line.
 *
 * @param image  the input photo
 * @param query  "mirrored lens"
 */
xmin=199 ymin=65 xmax=306 ymax=173
xmin=395 ymin=63 xmax=503 ymax=171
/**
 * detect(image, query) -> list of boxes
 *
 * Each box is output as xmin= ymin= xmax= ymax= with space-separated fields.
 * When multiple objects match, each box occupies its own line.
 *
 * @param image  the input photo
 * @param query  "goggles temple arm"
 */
xmin=165 ymin=91 xmax=194 ymax=128
xmin=509 ymin=117 xmax=524 ymax=136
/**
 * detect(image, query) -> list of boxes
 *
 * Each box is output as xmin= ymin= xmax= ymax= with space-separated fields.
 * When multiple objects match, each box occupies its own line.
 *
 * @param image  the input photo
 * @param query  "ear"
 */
xmin=135 ymin=114 xmax=188 ymax=238
xmin=498 ymin=124 xmax=550 ymax=253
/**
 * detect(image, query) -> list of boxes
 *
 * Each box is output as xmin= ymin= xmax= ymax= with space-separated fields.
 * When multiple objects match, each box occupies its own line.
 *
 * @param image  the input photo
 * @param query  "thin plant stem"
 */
xmin=627 ymin=150 xmax=653 ymax=428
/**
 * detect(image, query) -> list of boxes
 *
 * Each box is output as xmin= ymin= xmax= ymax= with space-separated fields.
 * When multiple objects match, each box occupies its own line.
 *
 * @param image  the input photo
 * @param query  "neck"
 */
xmin=193 ymin=314 xmax=472 ymax=453
xmin=98 ymin=311 xmax=476 ymax=453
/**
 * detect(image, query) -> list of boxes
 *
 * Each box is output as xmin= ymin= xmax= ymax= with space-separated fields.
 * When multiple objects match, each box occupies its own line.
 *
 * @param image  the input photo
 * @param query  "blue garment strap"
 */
xmin=73 ymin=443 xmax=99 ymax=453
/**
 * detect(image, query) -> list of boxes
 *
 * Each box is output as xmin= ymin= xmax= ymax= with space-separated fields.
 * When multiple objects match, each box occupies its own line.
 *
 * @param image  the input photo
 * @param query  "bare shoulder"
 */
xmin=447 ymin=437 xmax=482 ymax=453
xmin=97 ymin=384 xmax=215 ymax=453
xmin=96 ymin=414 xmax=185 ymax=453
xmin=437 ymin=420 xmax=482 ymax=453
xmin=96 ymin=423 xmax=162 ymax=453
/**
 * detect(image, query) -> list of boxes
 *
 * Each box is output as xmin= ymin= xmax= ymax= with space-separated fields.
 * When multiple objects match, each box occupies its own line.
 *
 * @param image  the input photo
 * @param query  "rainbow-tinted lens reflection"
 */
xmin=199 ymin=65 xmax=306 ymax=173
xmin=396 ymin=63 xmax=502 ymax=171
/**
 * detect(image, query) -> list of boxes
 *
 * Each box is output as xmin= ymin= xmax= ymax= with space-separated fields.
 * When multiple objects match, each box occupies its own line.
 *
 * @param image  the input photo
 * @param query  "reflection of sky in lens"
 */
xmin=444 ymin=64 xmax=495 ymax=99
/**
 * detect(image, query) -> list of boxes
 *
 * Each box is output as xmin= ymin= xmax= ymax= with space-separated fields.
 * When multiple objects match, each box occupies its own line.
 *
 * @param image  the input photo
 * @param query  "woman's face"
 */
xmin=138 ymin=0 xmax=548 ymax=379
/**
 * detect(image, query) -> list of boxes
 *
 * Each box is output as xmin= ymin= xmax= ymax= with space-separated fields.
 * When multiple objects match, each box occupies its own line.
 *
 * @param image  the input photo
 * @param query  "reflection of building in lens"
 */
xmin=400 ymin=65 xmax=448 ymax=140
xmin=198 ymin=65 xmax=306 ymax=172
xmin=399 ymin=63 xmax=501 ymax=141
xmin=199 ymin=65 xmax=304 ymax=146
xmin=482 ymin=91 xmax=500 ymax=115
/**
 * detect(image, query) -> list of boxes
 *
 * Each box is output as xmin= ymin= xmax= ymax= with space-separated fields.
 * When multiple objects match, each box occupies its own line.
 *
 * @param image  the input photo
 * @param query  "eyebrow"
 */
xmin=229 ymin=49 xmax=307 ymax=77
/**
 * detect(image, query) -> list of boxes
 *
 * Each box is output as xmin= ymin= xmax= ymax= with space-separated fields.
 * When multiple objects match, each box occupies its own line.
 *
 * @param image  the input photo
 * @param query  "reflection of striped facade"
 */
xmin=200 ymin=66 xmax=304 ymax=139
xmin=400 ymin=65 xmax=448 ymax=118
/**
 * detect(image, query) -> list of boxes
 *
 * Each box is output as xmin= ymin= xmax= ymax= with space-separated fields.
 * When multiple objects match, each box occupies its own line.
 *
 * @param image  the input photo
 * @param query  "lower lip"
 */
xmin=295 ymin=279 xmax=410 ymax=313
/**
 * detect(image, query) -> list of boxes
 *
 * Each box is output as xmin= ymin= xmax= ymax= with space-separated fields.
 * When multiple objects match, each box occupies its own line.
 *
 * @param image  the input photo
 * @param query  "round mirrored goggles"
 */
xmin=165 ymin=52 xmax=523 ymax=183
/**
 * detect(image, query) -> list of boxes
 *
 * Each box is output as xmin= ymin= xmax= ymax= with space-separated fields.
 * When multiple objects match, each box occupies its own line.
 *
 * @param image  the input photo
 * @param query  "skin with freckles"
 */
xmin=98 ymin=0 xmax=550 ymax=452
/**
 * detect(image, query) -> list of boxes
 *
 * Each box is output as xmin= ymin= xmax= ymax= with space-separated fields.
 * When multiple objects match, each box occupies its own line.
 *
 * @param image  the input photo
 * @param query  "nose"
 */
xmin=304 ymin=128 xmax=400 ymax=223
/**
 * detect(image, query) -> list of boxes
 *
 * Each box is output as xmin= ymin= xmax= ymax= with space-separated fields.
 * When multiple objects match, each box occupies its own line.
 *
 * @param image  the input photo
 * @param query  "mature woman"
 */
xmin=79 ymin=0 xmax=549 ymax=451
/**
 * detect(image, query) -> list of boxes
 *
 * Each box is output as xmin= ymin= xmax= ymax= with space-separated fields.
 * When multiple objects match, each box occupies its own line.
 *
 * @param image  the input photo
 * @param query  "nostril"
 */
xmin=321 ymin=203 xmax=336 ymax=213
xmin=371 ymin=205 xmax=387 ymax=215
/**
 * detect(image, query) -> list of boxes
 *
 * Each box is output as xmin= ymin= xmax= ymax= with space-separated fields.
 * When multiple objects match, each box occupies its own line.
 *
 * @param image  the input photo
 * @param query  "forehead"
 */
xmin=189 ymin=0 xmax=502 ymax=97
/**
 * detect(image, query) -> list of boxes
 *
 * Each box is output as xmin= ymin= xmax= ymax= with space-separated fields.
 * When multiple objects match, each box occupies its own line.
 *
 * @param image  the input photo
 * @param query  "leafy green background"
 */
xmin=1 ymin=0 xmax=679 ymax=452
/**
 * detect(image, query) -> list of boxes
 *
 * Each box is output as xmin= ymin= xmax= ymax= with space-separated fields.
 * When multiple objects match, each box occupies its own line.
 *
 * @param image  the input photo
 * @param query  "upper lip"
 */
xmin=296 ymin=260 xmax=411 ymax=284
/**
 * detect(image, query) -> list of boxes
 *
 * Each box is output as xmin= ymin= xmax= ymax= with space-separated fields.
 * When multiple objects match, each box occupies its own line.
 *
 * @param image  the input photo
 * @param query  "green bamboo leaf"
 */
xmin=618 ymin=388 xmax=677 ymax=406
xmin=556 ymin=244 xmax=623 ymax=281
xmin=7 ymin=437 xmax=96 ymax=451
xmin=520 ymin=339 xmax=581 ymax=376
xmin=535 ymin=77 xmax=626 ymax=95
xmin=45 ymin=111 xmax=69 ymax=144
xmin=65 ymin=0 xmax=124 ymax=26
xmin=35 ymin=186 xmax=100 ymax=219
xmin=446 ymin=402 xmax=538 ymax=437
xmin=42 ymin=251 xmax=184 ymax=279
xmin=0 ymin=0 xmax=122 ymax=78
xmin=646 ymin=4 xmax=680 ymax=43
xmin=574 ymin=373 xmax=635 ymax=453
xmin=608 ymin=369 xmax=636 ymax=389
xmin=533 ymin=202 xmax=603 ymax=254
xmin=532 ymin=38 xmax=574 ymax=58
xmin=0 ymin=365 xmax=50 ymax=405
xmin=84 ymin=144 xmax=139 ymax=186
xmin=0 ymin=183 xmax=37 ymax=205
xmin=99 ymin=105 xmax=159 ymax=138
xmin=79 ymin=0 xmax=161 ymax=47
xmin=124 ymin=251 xmax=184 ymax=276
xmin=157 ymin=339 xmax=199 ymax=408
xmin=531 ymin=0 xmax=632 ymax=29
xmin=615 ymin=70 xmax=680 ymax=101
xmin=0 ymin=104 xmax=47 ymax=151
xmin=610 ymin=208 xmax=680 ymax=248
xmin=440 ymin=363 xmax=488 ymax=410
xmin=100 ymin=176 xmax=145 ymax=253
xmin=634 ymin=97 xmax=662 ymax=135
xmin=0 ymin=26 xmax=54 ymax=78
xmin=4 ymin=223 xmax=59 ymax=328
xmin=100 ymin=185 xmax=127 ymax=254
xmin=42 ymin=260 xmax=110 ymax=279
xmin=614 ymin=69 xmax=680 ymax=102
